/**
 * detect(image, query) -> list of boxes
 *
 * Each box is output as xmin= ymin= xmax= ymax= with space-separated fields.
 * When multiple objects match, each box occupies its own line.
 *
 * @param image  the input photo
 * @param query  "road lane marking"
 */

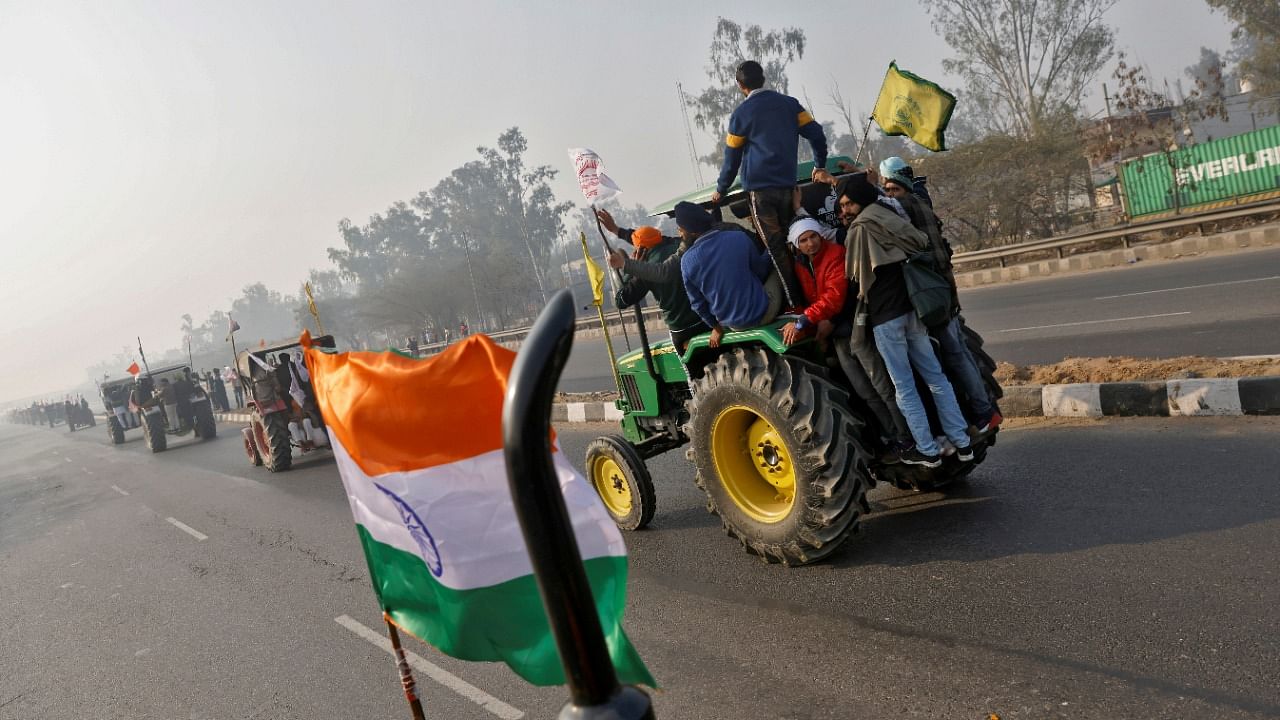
xmin=334 ymin=615 xmax=524 ymax=719
xmin=82 ymin=468 xmax=93 ymax=475
xmin=165 ymin=517 xmax=208 ymax=541
xmin=1095 ymin=275 xmax=1280 ymax=300
xmin=64 ymin=457 xmax=72 ymax=463
xmin=110 ymin=485 xmax=130 ymax=496
xmin=998 ymin=311 xmax=1191 ymax=333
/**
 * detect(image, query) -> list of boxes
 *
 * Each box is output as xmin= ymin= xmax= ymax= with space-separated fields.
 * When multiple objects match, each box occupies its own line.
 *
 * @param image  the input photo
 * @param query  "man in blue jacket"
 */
xmin=675 ymin=202 xmax=782 ymax=348
xmin=710 ymin=60 xmax=832 ymax=310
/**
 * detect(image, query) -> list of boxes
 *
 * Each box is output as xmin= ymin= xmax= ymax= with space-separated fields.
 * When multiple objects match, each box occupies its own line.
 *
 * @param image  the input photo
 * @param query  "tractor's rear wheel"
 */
xmin=687 ymin=347 xmax=870 ymax=565
xmin=259 ymin=412 xmax=293 ymax=472
xmin=143 ymin=412 xmax=167 ymax=453
xmin=585 ymin=435 xmax=656 ymax=531
xmin=107 ymin=416 xmax=125 ymax=445
xmin=193 ymin=400 xmax=217 ymax=440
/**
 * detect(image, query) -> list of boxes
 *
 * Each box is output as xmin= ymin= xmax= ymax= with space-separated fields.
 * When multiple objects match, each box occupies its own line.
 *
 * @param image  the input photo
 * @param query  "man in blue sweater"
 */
xmin=711 ymin=60 xmax=832 ymax=310
xmin=675 ymin=202 xmax=782 ymax=348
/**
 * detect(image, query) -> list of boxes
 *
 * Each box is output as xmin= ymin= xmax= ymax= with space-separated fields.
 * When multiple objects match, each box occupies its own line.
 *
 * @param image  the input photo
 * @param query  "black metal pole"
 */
xmin=501 ymin=288 xmax=654 ymax=720
xmin=591 ymin=206 xmax=656 ymax=379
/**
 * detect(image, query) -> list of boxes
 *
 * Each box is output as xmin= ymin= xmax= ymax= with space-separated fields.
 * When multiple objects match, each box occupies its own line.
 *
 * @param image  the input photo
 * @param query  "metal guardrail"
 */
xmin=415 ymin=306 xmax=663 ymax=356
xmin=951 ymin=197 xmax=1280 ymax=269
xmin=403 ymin=198 xmax=1279 ymax=355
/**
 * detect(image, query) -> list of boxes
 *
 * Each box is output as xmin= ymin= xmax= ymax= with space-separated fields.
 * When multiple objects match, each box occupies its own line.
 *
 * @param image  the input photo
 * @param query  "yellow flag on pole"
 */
xmin=579 ymin=232 xmax=605 ymax=306
xmin=871 ymin=61 xmax=957 ymax=152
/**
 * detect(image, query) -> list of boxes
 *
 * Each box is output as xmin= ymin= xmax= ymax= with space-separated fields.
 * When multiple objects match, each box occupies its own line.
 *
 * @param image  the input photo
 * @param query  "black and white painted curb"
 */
xmin=210 ymin=376 xmax=1278 ymax=427
xmin=997 ymin=377 xmax=1280 ymax=417
xmin=547 ymin=376 xmax=1280 ymax=424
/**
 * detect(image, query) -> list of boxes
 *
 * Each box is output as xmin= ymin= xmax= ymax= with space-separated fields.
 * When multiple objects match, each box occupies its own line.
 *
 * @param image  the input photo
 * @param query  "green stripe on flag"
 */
xmin=355 ymin=524 xmax=655 ymax=688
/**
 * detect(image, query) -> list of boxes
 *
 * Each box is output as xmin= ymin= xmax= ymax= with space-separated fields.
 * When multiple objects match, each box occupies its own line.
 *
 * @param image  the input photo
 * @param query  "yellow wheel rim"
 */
xmin=591 ymin=455 xmax=633 ymax=518
xmin=710 ymin=405 xmax=796 ymax=523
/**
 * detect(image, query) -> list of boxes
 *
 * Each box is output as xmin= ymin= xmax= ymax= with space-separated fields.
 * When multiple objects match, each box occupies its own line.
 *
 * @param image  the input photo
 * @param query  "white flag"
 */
xmin=567 ymin=147 xmax=622 ymax=204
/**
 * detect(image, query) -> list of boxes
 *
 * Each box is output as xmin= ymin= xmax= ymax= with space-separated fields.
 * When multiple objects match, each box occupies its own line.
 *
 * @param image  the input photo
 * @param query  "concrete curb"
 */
xmin=213 ymin=377 xmax=1279 ymax=427
xmin=547 ymin=376 xmax=1280 ymax=424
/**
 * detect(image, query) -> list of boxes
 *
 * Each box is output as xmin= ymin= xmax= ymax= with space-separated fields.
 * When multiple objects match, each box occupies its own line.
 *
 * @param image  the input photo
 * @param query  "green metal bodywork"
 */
xmin=650 ymin=155 xmax=857 ymax=216
xmin=612 ymin=318 xmax=812 ymax=444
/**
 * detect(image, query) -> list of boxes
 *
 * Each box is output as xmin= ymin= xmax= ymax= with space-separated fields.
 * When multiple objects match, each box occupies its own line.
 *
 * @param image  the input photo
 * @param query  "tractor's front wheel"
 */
xmin=142 ymin=411 xmax=167 ymax=453
xmin=107 ymin=416 xmax=125 ymax=445
xmin=193 ymin=400 xmax=217 ymax=440
xmin=258 ymin=412 xmax=293 ymax=472
xmin=585 ymin=435 xmax=656 ymax=531
xmin=688 ymin=347 xmax=870 ymax=565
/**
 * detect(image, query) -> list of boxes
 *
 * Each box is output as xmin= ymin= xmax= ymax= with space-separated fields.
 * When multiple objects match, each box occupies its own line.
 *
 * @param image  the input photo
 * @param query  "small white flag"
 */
xmin=568 ymin=147 xmax=622 ymax=204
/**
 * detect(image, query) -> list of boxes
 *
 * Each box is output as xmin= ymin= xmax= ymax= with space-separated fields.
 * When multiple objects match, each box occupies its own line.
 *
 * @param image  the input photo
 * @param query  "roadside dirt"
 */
xmin=995 ymin=355 xmax=1280 ymax=385
xmin=556 ymin=391 xmax=619 ymax=403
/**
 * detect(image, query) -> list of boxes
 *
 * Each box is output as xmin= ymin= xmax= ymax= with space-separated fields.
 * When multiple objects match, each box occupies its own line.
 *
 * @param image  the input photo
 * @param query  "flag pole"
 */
xmin=384 ymin=614 xmax=427 ymax=720
xmin=591 ymin=206 xmax=657 ymax=380
xmin=579 ymin=232 xmax=623 ymax=397
xmin=590 ymin=206 xmax=632 ymax=351
xmin=854 ymin=114 xmax=874 ymax=167
xmin=137 ymin=337 xmax=152 ymax=377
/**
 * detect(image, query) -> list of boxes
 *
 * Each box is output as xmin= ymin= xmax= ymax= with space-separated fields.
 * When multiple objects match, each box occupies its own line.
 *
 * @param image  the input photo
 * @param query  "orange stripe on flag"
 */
xmin=304 ymin=335 xmax=524 ymax=476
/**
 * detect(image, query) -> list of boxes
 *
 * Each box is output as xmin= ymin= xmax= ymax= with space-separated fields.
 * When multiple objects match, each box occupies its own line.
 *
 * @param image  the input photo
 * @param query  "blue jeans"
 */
xmin=935 ymin=316 xmax=993 ymax=420
xmin=872 ymin=312 xmax=971 ymax=456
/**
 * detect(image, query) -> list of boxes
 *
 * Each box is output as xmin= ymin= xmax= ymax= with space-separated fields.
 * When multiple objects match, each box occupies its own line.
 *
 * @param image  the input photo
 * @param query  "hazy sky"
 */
xmin=0 ymin=0 xmax=1236 ymax=403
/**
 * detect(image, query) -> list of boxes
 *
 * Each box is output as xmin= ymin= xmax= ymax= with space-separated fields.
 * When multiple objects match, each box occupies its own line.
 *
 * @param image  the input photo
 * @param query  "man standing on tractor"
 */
xmin=709 ymin=59 xmax=833 ymax=310
xmin=596 ymin=209 xmax=709 ymax=352
xmin=840 ymin=174 xmax=973 ymax=468
xmin=676 ymin=201 xmax=781 ymax=348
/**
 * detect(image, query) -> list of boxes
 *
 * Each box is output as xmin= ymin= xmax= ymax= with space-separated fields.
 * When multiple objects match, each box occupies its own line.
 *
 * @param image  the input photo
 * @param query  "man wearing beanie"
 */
xmin=710 ymin=60 xmax=831 ymax=310
xmin=675 ymin=201 xmax=781 ymax=347
xmin=595 ymin=208 xmax=709 ymax=351
xmin=840 ymin=174 xmax=973 ymax=468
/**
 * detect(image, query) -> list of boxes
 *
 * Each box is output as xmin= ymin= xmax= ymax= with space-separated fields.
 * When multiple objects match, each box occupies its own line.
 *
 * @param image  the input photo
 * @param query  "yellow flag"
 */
xmin=872 ymin=61 xmax=956 ymax=152
xmin=579 ymin=232 xmax=606 ymax=306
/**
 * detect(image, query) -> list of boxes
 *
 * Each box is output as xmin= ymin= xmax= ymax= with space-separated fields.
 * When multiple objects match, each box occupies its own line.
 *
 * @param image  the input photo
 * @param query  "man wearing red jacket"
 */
xmin=781 ymin=217 xmax=910 ymax=457
xmin=779 ymin=218 xmax=844 ymax=346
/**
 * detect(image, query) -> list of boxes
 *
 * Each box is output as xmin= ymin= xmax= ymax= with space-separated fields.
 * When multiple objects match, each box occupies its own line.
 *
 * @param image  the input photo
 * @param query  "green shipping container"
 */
xmin=1119 ymin=124 xmax=1280 ymax=218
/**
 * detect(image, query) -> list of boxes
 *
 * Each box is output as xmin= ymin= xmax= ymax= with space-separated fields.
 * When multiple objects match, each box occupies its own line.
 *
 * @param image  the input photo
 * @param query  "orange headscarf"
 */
xmin=631 ymin=226 xmax=663 ymax=249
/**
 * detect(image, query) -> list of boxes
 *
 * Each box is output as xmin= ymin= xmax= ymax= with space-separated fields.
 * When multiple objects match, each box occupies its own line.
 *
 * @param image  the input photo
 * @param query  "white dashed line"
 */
xmin=1094 ymin=275 xmax=1280 ymax=300
xmin=334 ymin=615 xmax=524 ymax=719
xmin=83 ymin=468 xmax=93 ymax=475
xmin=64 ymin=457 xmax=72 ymax=463
xmin=110 ymin=485 xmax=130 ymax=496
xmin=165 ymin=517 xmax=208 ymax=541
xmin=998 ymin=311 xmax=1191 ymax=333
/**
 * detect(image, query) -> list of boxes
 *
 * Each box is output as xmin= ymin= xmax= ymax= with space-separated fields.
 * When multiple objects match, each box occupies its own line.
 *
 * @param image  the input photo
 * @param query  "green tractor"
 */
xmin=585 ymin=160 xmax=1002 ymax=565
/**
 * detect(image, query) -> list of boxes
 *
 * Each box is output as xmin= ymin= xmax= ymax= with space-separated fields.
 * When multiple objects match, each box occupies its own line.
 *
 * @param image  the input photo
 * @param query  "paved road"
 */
xmin=3 ymin=417 xmax=1280 ymax=718
xmin=558 ymin=246 xmax=1280 ymax=392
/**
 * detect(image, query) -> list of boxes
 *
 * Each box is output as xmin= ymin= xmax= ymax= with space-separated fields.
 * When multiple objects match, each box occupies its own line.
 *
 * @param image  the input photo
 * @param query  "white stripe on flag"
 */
xmin=330 ymin=434 xmax=627 ymax=592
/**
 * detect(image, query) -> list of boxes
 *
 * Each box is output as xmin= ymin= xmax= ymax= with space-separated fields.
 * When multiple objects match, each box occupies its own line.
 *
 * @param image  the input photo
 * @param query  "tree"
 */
xmin=687 ymin=18 xmax=806 ymax=167
xmin=1205 ymin=0 xmax=1280 ymax=108
xmin=923 ymin=0 xmax=1117 ymax=138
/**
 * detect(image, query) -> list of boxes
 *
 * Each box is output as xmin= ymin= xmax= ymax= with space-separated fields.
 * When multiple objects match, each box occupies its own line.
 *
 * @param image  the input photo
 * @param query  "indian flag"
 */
xmin=302 ymin=332 xmax=654 ymax=687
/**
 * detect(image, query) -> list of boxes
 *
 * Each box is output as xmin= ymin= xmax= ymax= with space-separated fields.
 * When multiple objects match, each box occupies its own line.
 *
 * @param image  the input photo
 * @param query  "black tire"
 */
xmin=107 ymin=416 xmax=125 ymax=445
xmin=142 ymin=411 xmax=167 ymax=453
xmin=193 ymin=399 xmax=217 ymax=440
xmin=687 ymin=346 xmax=871 ymax=565
xmin=261 ymin=412 xmax=293 ymax=472
xmin=585 ymin=435 xmax=656 ymax=531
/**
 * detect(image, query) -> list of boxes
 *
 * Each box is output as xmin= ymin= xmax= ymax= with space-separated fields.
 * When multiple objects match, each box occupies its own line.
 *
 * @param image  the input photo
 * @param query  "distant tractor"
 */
xmin=132 ymin=365 xmax=218 ymax=453
xmin=99 ymin=375 xmax=140 ymax=445
xmin=237 ymin=336 xmax=336 ymax=472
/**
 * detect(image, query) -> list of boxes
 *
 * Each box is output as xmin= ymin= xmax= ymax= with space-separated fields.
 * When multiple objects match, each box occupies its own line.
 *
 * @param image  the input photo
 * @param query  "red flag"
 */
xmin=126 ymin=362 xmax=140 ymax=376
